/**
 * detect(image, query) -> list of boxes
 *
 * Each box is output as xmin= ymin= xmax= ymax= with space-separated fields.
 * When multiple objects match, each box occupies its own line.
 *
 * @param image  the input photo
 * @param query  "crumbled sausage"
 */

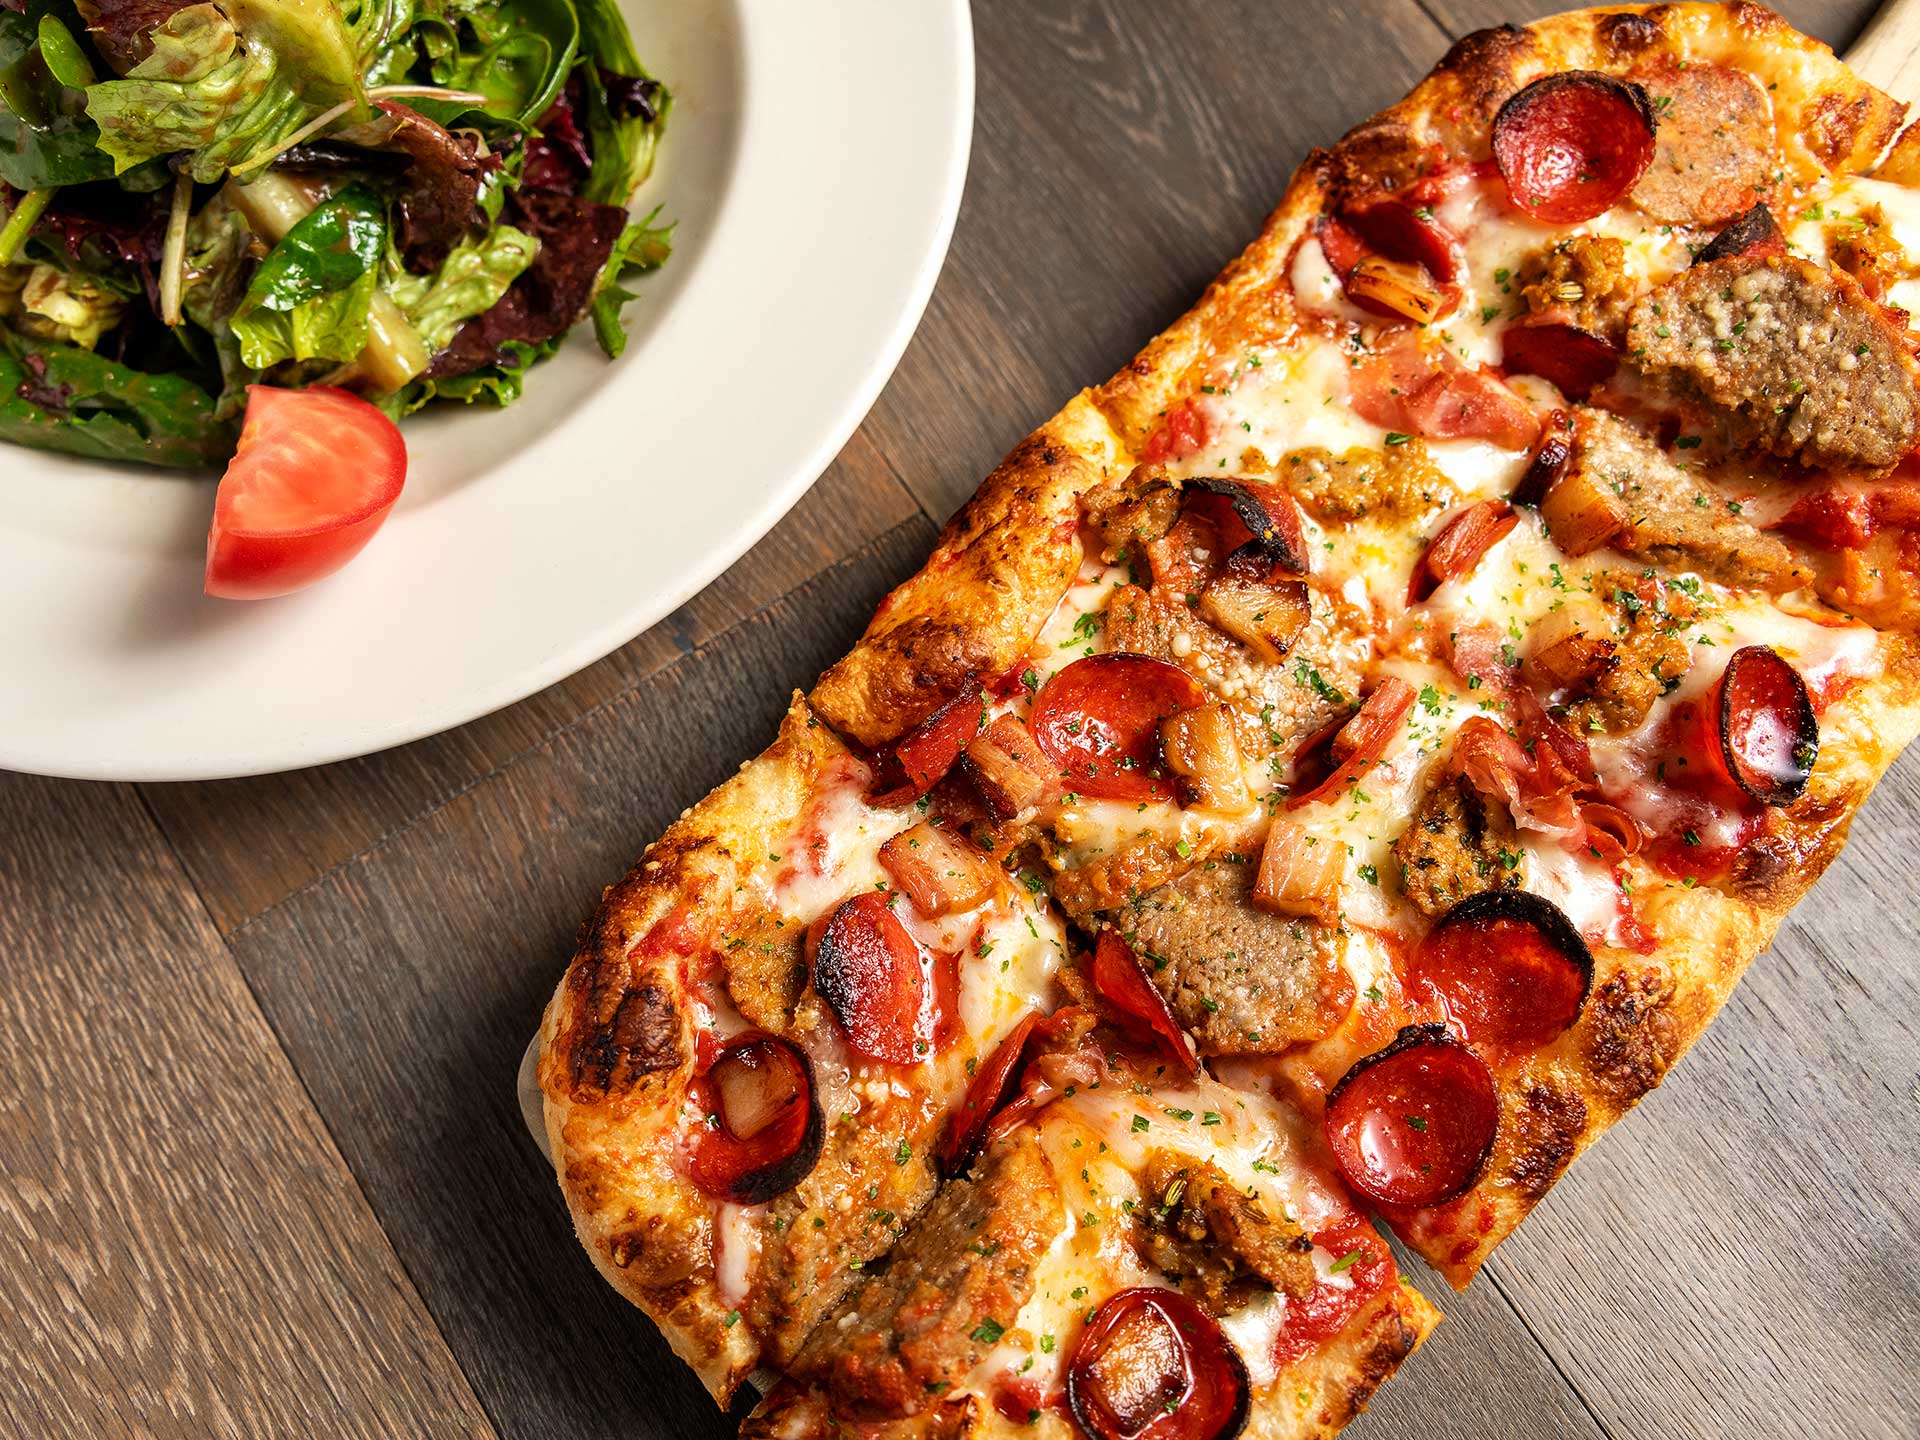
xmin=1626 ymin=256 xmax=1920 ymax=472
xmin=1275 ymin=441 xmax=1457 ymax=525
xmin=1133 ymin=1153 xmax=1316 ymax=1309
xmin=1563 ymin=572 xmax=1697 ymax=735
xmin=1518 ymin=235 xmax=1636 ymax=341
xmin=1393 ymin=774 xmax=1523 ymax=917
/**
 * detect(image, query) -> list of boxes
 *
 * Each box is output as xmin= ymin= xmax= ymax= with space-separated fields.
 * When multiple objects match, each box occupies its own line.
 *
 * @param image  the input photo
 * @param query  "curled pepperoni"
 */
xmin=1696 ymin=201 xmax=1787 ymax=265
xmin=1404 ymin=890 xmax=1594 ymax=1052
xmin=688 ymin=1033 xmax=825 ymax=1204
xmin=1510 ymin=411 xmax=1572 ymax=507
xmin=811 ymin=892 xmax=933 ymax=1064
xmin=1500 ymin=319 xmax=1619 ymax=400
xmin=1409 ymin=500 xmax=1518 ymax=602
xmin=940 ymin=1011 xmax=1040 ymax=1174
xmin=1324 ymin=1024 xmax=1499 ymax=1208
xmin=1492 ymin=72 xmax=1657 ymax=224
xmin=871 ymin=678 xmax=985 ymax=806
xmin=1031 ymin=653 xmax=1206 ymax=802
xmin=1182 ymin=477 xmax=1311 ymax=574
xmin=1066 ymin=1288 xmax=1250 ymax=1440
xmin=1715 ymin=645 xmax=1819 ymax=806
xmin=1288 ymin=677 xmax=1416 ymax=810
xmin=1092 ymin=930 xmax=1199 ymax=1075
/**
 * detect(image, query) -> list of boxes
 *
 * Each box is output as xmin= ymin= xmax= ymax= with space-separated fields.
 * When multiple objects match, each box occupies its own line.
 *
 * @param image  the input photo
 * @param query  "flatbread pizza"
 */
xmin=538 ymin=6 xmax=1920 ymax=1435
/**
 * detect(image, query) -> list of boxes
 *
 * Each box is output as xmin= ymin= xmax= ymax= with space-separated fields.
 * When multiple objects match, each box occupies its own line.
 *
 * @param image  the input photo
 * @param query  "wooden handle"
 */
xmin=1846 ymin=0 xmax=1920 ymax=106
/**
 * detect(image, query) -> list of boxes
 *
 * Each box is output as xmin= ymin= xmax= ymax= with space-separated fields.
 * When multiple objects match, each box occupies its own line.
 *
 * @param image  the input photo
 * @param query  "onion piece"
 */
xmin=1527 ymin=597 xmax=1617 ymax=692
xmin=1197 ymin=572 xmax=1311 ymax=663
xmin=1346 ymin=254 xmax=1450 ymax=324
xmin=878 ymin=822 xmax=997 ymax=917
xmin=1539 ymin=456 xmax=1628 ymax=556
xmin=1159 ymin=703 xmax=1250 ymax=810
xmin=1252 ymin=813 xmax=1344 ymax=925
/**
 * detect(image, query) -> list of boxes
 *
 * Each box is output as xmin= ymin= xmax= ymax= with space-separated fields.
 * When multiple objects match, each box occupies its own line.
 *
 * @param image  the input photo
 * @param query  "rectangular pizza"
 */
xmin=536 ymin=6 xmax=1920 ymax=1436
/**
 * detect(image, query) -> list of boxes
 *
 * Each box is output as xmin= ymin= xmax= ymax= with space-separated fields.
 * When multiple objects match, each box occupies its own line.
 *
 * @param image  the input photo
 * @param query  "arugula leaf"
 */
xmin=0 ymin=10 xmax=114 ymax=190
xmin=573 ymin=0 xmax=668 ymax=205
xmin=588 ymin=208 xmax=669 ymax=359
xmin=0 ymin=321 xmax=235 ymax=468
xmin=230 ymin=182 xmax=386 ymax=367
xmin=388 ymin=223 xmax=537 ymax=353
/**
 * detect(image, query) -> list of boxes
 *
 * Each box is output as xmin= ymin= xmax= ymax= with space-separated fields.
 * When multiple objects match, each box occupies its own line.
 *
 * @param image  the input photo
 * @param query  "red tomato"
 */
xmin=205 ymin=386 xmax=408 ymax=600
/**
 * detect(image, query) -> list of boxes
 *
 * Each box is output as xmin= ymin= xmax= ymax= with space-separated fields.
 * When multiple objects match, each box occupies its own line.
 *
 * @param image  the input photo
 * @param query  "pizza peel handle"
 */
xmin=1848 ymin=0 xmax=1920 ymax=106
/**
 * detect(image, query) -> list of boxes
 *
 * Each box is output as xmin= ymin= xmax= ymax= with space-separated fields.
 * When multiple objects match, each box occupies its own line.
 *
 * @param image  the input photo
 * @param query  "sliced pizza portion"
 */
xmin=538 ymin=694 xmax=1072 ymax=1400
xmin=741 ymin=1014 xmax=1437 ymax=1440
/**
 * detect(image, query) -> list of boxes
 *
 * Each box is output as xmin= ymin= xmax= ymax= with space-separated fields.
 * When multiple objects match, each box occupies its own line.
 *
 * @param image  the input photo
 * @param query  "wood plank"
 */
xmin=859 ymin=0 xmax=1452 ymax=526
xmin=0 ymin=772 xmax=493 ymax=1438
xmin=1480 ymin=757 xmax=1920 ymax=1440
xmin=1419 ymin=0 xmax=1881 ymax=50
xmin=214 ymin=519 xmax=937 ymax=1440
xmin=141 ymin=431 xmax=919 ymax=933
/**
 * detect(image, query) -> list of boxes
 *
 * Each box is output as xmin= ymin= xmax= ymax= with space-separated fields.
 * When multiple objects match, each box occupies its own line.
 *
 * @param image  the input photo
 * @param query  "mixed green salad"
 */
xmin=0 ymin=0 xmax=670 ymax=468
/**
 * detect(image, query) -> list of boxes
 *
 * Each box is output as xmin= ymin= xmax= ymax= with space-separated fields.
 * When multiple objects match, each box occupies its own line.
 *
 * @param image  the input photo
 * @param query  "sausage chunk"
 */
xmin=1276 ymin=441 xmax=1457 ymax=526
xmin=1627 ymin=256 xmax=1920 ymax=472
xmin=1118 ymin=858 xmax=1348 ymax=1053
xmin=1563 ymin=572 xmax=1697 ymax=735
xmin=1559 ymin=407 xmax=1809 ymax=591
xmin=1393 ymin=774 xmax=1523 ymax=917
xmin=1628 ymin=63 xmax=1775 ymax=226
xmin=1519 ymin=235 xmax=1636 ymax=342
xmin=788 ymin=1130 xmax=1062 ymax=1418
xmin=1133 ymin=1153 xmax=1316 ymax=1309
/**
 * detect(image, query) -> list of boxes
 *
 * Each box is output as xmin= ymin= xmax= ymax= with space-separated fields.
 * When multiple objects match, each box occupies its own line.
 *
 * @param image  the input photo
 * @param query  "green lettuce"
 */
xmin=387 ymin=223 xmax=536 ymax=353
xmin=0 ymin=321 xmax=235 ymax=468
xmin=0 ymin=10 xmax=114 ymax=189
xmin=573 ymin=0 xmax=668 ymax=206
xmin=229 ymin=181 xmax=385 ymax=367
xmin=84 ymin=0 xmax=363 ymax=182
xmin=412 ymin=0 xmax=576 ymax=126
xmin=588 ymin=209 xmax=670 ymax=359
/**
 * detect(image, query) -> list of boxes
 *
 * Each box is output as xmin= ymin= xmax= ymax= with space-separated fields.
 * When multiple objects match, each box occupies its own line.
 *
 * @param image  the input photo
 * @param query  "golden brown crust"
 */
xmin=810 ymin=396 xmax=1122 ymax=748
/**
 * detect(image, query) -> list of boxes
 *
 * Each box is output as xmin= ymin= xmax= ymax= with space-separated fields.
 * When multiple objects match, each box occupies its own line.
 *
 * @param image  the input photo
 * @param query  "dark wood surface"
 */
xmin=4 ymin=2 xmax=1913 ymax=1435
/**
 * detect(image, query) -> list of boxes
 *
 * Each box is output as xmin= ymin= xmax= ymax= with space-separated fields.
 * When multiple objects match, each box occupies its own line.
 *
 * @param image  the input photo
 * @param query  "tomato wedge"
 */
xmin=205 ymin=385 xmax=408 ymax=599
xmin=1324 ymin=1024 xmax=1499 ymax=1209
xmin=1288 ymin=678 xmax=1416 ymax=810
xmin=1092 ymin=930 xmax=1198 ymax=1075
xmin=1067 ymin=1288 xmax=1250 ymax=1440
xmin=1409 ymin=500 xmax=1518 ymax=603
xmin=1031 ymin=653 xmax=1207 ymax=803
xmin=940 ymin=1011 xmax=1041 ymax=1174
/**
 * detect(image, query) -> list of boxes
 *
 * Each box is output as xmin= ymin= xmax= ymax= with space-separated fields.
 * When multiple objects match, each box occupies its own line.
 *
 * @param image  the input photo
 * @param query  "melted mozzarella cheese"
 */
xmin=765 ymin=759 xmax=915 ymax=923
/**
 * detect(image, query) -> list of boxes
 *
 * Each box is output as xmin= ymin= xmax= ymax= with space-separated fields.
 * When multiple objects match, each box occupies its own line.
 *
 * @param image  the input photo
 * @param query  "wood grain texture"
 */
xmin=10 ymin=3 xmax=1919 ymax=1438
xmin=141 ymin=428 xmax=920 ymax=933
xmin=0 ymin=772 xmax=493 ymax=1438
xmin=215 ymin=520 xmax=938 ymax=1440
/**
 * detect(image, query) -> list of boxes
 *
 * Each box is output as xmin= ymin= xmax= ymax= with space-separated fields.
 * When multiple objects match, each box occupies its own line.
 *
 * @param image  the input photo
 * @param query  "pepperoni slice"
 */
xmin=940 ymin=1010 xmax=1040 ymax=1174
xmin=688 ymin=1033 xmax=825 ymax=1204
xmin=1696 ymin=201 xmax=1787 ymax=265
xmin=1288 ymin=677 xmax=1416 ymax=810
xmin=1492 ymin=72 xmax=1657 ymax=224
xmin=1404 ymin=890 xmax=1594 ymax=1052
xmin=1182 ymin=477 xmax=1311 ymax=574
xmin=1409 ymin=500 xmax=1518 ymax=603
xmin=1715 ymin=645 xmax=1819 ymax=806
xmin=1092 ymin=929 xmax=1199 ymax=1075
xmin=1324 ymin=1024 xmax=1499 ymax=1209
xmin=1066 ymin=1288 xmax=1250 ymax=1440
xmin=1500 ymin=320 xmax=1619 ymax=401
xmin=812 ymin=891 xmax=931 ymax=1064
xmin=1270 ymin=1220 xmax=1396 ymax=1368
xmin=871 ymin=678 xmax=986 ymax=806
xmin=1031 ymin=653 xmax=1206 ymax=803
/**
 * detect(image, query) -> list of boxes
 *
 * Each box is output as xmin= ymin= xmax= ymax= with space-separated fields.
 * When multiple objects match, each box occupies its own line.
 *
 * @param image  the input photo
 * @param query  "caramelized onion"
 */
xmin=1159 ymin=703 xmax=1251 ymax=810
xmin=1197 ymin=573 xmax=1312 ymax=663
xmin=1252 ymin=813 xmax=1344 ymax=926
xmin=1346 ymin=254 xmax=1450 ymax=324
xmin=1527 ymin=597 xmax=1618 ymax=692
xmin=879 ymin=822 xmax=996 ymax=917
xmin=1539 ymin=456 xmax=1628 ymax=556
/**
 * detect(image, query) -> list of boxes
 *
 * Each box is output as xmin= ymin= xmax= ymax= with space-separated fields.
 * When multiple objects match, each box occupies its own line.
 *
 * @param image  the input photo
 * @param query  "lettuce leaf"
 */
xmin=0 ymin=320 xmax=235 ymax=467
xmin=386 ymin=222 xmax=536 ymax=353
xmin=0 ymin=9 xmax=115 ymax=189
xmin=84 ymin=0 xmax=363 ymax=182
xmin=572 ymin=0 xmax=667 ymax=207
xmin=229 ymin=181 xmax=384 ymax=367
xmin=412 ymin=0 xmax=576 ymax=127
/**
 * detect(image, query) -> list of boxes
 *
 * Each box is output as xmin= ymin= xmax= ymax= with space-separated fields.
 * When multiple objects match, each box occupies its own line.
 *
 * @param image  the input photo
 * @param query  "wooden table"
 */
xmin=4 ymin=3 xmax=1915 ymax=1435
